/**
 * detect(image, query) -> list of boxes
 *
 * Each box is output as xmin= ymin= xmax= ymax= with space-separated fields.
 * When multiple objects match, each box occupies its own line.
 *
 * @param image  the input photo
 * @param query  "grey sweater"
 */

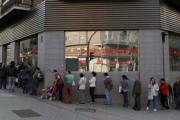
xmin=104 ymin=76 xmax=111 ymax=88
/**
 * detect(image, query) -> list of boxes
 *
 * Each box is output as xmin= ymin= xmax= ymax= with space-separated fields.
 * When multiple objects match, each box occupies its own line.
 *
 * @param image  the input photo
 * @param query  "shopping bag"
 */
xmin=148 ymin=89 xmax=153 ymax=100
xmin=72 ymin=81 xmax=75 ymax=86
xmin=15 ymin=78 xmax=18 ymax=82
xmin=119 ymin=86 xmax=122 ymax=93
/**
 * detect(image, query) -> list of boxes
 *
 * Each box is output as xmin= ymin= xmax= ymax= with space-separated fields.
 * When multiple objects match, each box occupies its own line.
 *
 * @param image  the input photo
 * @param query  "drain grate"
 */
xmin=12 ymin=109 xmax=41 ymax=118
xmin=75 ymin=108 xmax=96 ymax=113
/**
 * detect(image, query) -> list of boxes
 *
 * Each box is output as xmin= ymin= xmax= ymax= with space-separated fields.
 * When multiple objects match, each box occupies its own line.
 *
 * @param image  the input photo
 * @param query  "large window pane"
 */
xmin=65 ymin=31 xmax=139 ymax=72
xmin=169 ymin=34 xmax=180 ymax=71
xmin=20 ymin=37 xmax=38 ymax=67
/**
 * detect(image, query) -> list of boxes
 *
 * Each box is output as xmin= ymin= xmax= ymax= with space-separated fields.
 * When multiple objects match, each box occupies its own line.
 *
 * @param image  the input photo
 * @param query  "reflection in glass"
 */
xmin=20 ymin=37 xmax=38 ymax=67
xmin=65 ymin=31 xmax=139 ymax=72
xmin=169 ymin=34 xmax=180 ymax=71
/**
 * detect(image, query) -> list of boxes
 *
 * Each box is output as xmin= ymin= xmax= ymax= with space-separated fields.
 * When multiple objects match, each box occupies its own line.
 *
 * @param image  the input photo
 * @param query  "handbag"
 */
xmin=148 ymin=89 xmax=153 ymax=100
xmin=119 ymin=86 xmax=122 ymax=93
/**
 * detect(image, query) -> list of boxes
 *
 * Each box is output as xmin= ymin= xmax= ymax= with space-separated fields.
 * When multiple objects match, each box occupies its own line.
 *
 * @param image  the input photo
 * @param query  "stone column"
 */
xmin=38 ymin=31 xmax=65 ymax=89
xmin=0 ymin=45 xmax=7 ymax=64
xmin=10 ymin=41 xmax=19 ymax=64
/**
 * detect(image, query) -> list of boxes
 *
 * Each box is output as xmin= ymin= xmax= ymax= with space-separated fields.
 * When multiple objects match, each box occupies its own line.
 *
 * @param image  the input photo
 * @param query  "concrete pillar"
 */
xmin=10 ymin=41 xmax=19 ymax=64
xmin=38 ymin=31 xmax=65 ymax=89
xmin=0 ymin=45 xmax=7 ymax=64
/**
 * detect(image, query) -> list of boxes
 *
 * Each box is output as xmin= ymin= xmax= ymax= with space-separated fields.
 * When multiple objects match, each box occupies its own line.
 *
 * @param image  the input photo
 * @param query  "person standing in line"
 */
xmin=122 ymin=75 xmax=129 ymax=107
xmin=173 ymin=77 xmax=180 ymax=110
xmin=17 ymin=62 xmax=23 ymax=88
xmin=159 ymin=78 xmax=170 ymax=110
xmin=7 ymin=61 xmax=18 ymax=93
xmin=132 ymin=76 xmax=141 ymax=111
xmin=31 ymin=68 xmax=42 ymax=96
xmin=0 ymin=63 xmax=7 ymax=89
xmin=89 ymin=72 xmax=96 ymax=104
xmin=78 ymin=73 xmax=87 ymax=104
xmin=27 ymin=64 xmax=35 ymax=92
xmin=146 ymin=77 xmax=159 ymax=111
xmin=104 ymin=73 xmax=112 ymax=105
xmin=20 ymin=66 xmax=29 ymax=94
xmin=53 ymin=70 xmax=64 ymax=102
xmin=64 ymin=70 xmax=74 ymax=104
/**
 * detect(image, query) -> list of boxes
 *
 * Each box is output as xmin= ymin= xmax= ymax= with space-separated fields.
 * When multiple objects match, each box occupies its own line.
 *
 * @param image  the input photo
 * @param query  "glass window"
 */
xmin=65 ymin=30 xmax=139 ymax=72
xmin=169 ymin=34 xmax=180 ymax=71
xmin=20 ymin=37 xmax=38 ymax=67
xmin=80 ymin=35 xmax=85 ymax=41
xmin=74 ymin=35 xmax=78 ymax=41
xmin=69 ymin=36 xmax=72 ymax=41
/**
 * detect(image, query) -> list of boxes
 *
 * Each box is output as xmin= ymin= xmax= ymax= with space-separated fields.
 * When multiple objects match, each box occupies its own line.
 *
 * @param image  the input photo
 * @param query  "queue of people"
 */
xmin=0 ymin=62 xmax=180 ymax=112
xmin=0 ymin=61 xmax=43 ymax=96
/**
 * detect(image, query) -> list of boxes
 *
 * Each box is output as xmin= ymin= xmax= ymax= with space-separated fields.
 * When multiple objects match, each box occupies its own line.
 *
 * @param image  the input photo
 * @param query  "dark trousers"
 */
xmin=22 ymin=79 xmax=28 ymax=93
xmin=27 ymin=77 xmax=33 ymax=92
xmin=64 ymin=84 xmax=73 ymax=104
xmin=0 ymin=78 xmax=6 ymax=89
xmin=58 ymin=83 xmax=64 ymax=101
xmin=32 ymin=81 xmax=39 ymax=95
xmin=18 ymin=74 xmax=22 ymax=87
xmin=134 ymin=94 xmax=141 ymax=110
xmin=161 ymin=94 xmax=170 ymax=109
xmin=174 ymin=95 xmax=180 ymax=109
xmin=90 ymin=87 xmax=95 ymax=102
xmin=123 ymin=92 xmax=128 ymax=107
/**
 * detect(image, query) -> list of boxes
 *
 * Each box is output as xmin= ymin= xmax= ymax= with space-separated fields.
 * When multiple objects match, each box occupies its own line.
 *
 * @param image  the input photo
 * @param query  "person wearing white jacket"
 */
xmin=78 ymin=73 xmax=87 ymax=104
xmin=89 ymin=72 xmax=96 ymax=104
xmin=146 ymin=77 xmax=159 ymax=111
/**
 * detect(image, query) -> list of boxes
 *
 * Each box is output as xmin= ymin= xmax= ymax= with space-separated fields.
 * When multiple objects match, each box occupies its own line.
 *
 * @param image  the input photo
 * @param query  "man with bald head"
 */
xmin=132 ymin=76 xmax=141 ymax=111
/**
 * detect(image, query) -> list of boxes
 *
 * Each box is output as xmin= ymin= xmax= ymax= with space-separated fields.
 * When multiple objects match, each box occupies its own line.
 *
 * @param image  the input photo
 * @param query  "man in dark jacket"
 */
xmin=0 ymin=63 xmax=7 ymax=89
xmin=173 ymin=77 xmax=180 ymax=110
xmin=132 ymin=75 xmax=141 ymax=111
xmin=104 ymin=73 xmax=112 ymax=105
xmin=17 ymin=62 xmax=23 ymax=88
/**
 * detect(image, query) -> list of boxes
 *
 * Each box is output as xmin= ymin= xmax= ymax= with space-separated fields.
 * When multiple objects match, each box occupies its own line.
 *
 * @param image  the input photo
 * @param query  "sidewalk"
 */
xmin=0 ymin=87 xmax=179 ymax=120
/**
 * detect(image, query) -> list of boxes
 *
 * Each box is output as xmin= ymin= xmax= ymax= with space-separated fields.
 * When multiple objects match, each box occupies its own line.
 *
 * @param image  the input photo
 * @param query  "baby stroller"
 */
xmin=41 ymin=82 xmax=58 ymax=101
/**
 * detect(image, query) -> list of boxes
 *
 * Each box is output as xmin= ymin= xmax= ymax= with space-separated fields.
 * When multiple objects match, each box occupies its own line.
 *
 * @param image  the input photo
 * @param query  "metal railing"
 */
xmin=1 ymin=0 xmax=32 ymax=14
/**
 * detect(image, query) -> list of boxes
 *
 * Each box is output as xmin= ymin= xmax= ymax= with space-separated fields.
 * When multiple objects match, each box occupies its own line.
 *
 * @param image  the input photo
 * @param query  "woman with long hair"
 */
xmin=146 ymin=77 xmax=159 ymax=111
xmin=89 ymin=72 xmax=96 ymax=104
xmin=122 ymin=75 xmax=129 ymax=107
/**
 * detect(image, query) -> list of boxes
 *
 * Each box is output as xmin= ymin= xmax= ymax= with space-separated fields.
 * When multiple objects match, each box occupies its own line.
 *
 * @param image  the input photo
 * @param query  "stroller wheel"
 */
xmin=53 ymin=97 xmax=56 ymax=100
xmin=41 ymin=95 xmax=45 ymax=99
xmin=45 ymin=95 xmax=48 ymax=99
xmin=49 ymin=97 xmax=53 ymax=101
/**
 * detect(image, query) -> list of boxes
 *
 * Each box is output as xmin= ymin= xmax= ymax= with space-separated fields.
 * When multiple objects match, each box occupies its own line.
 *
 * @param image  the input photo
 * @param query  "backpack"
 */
xmin=107 ymin=79 xmax=113 ymax=91
xmin=37 ymin=72 xmax=44 ymax=82
xmin=168 ymin=84 xmax=172 ymax=94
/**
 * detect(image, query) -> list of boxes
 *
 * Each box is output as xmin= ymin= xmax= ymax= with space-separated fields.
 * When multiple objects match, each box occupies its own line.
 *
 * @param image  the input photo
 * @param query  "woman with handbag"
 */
xmin=122 ymin=75 xmax=129 ymax=107
xmin=78 ymin=73 xmax=87 ymax=104
xmin=146 ymin=77 xmax=159 ymax=111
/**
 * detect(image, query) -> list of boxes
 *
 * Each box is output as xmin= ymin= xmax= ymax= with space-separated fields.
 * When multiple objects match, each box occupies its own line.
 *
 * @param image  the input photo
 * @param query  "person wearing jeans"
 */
xmin=20 ymin=66 xmax=29 ymax=94
xmin=89 ymin=72 xmax=96 ymax=104
xmin=146 ymin=77 xmax=159 ymax=111
xmin=122 ymin=75 xmax=129 ymax=107
xmin=7 ymin=61 xmax=18 ymax=93
xmin=173 ymin=77 xmax=180 ymax=110
xmin=104 ymin=73 xmax=112 ymax=105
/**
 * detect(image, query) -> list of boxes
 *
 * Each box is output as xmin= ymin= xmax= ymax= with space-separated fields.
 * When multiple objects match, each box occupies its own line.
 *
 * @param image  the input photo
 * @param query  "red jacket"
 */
xmin=159 ymin=83 xmax=169 ymax=95
xmin=55 ymin=73 xmax=64 ymax=85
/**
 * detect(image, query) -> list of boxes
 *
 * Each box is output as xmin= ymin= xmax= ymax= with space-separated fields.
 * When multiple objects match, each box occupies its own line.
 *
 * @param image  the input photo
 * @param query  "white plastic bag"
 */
xmin=119 ymin=86 xmax=122 ymax=93
xmin=15 ymin=78 xmax=18 ymax=82
xmin=148 ymin=89 xmax=153 ymax=100
xmin=72 ymin=81 xmax=75 ymax=86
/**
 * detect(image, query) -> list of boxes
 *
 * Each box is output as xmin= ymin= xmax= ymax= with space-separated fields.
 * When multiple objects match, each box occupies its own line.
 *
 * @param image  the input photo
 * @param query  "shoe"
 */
xmin=105 ymin=104 xmax=110 ymax=105
xmin=132 ymin=107 xmax=136 ymax=110
xmin=153 ymin=109 xmax=157 ymax=112
xmin=166 ymin=107 xmax=170 ymax=110
xmin=89 ymin=102 xmax=95 ymax=104
xmin=174 ymin=107 xmax=178 ymax=109
xmin=146 ymin=107 xmax=149 ymax=110
xmin=12 ymin=90 xmax=15 ymax=92
xmin=134 ymin=109 xmax=140 ymax=111
xmin=79 ymin=102 xmax=85 ymax=104
xmin=162 ymin=108 xmax=166 ymax=110
xmin=8 ymin=91 xmax=11 ymax=93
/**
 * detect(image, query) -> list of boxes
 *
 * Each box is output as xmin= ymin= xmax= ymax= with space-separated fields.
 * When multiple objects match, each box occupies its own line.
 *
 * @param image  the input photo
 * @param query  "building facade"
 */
xmin=0 ymin=0 xmax=180 ymax=107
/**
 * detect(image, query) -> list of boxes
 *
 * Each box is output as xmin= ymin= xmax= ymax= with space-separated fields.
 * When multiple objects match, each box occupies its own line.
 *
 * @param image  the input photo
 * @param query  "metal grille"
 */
xmin=12 ymin=109 xmax=41 ymax=118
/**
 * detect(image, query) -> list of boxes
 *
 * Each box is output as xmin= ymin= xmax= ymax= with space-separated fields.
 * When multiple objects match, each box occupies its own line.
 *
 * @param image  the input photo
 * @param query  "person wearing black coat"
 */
xmin=173 ymin=77 xmax=180 ymax=110
xmin=0 ymin=63 xmax=7 ymax=89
